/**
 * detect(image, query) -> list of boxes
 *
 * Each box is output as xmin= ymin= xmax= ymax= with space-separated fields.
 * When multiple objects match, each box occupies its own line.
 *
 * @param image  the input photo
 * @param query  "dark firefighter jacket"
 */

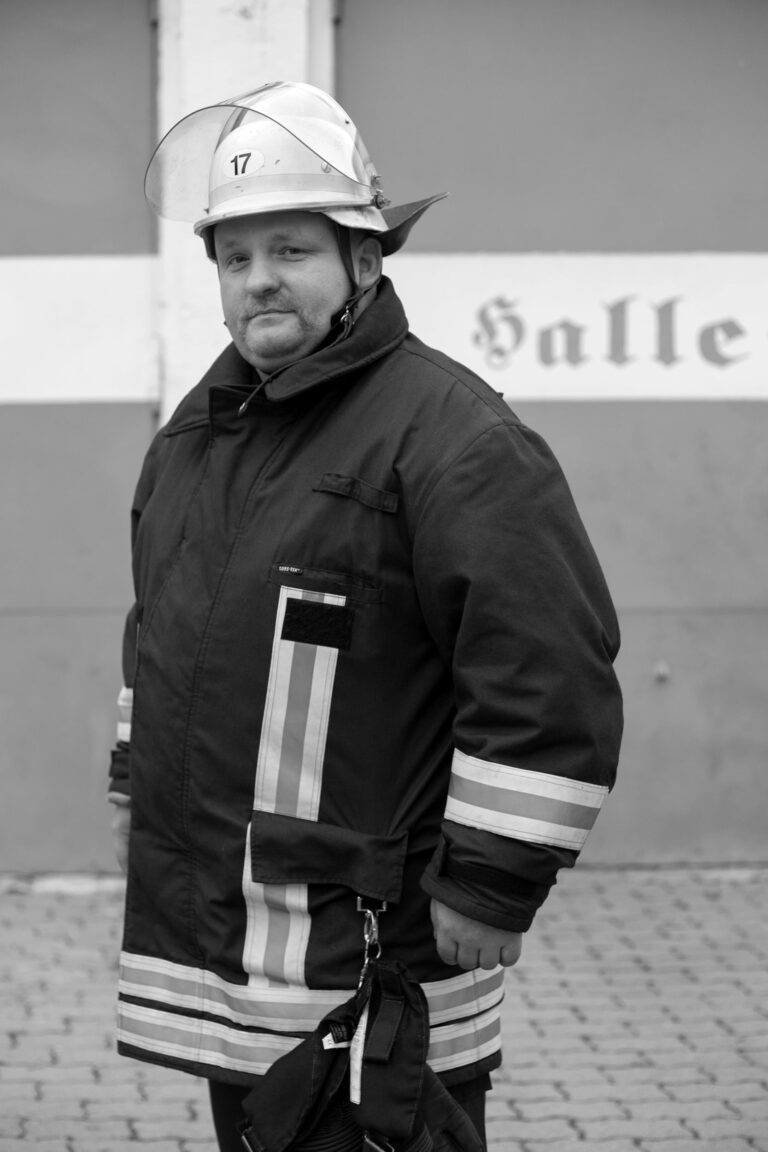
xmin=109 ymin=276 xmax=623 ymax=1087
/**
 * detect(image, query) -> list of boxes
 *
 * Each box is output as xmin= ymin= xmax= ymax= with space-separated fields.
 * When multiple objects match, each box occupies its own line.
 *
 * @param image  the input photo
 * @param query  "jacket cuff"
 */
xmin=420 ymin=835 xmax=551 ymax=933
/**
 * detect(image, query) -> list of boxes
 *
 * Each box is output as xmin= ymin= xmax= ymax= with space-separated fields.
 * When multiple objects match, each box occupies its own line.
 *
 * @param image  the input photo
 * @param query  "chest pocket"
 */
xmin=255 ymin=477 xmax=395 ymax=824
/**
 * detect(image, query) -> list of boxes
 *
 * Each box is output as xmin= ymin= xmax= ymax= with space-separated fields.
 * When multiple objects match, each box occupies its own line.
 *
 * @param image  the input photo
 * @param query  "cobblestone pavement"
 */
xmin=1 ymin=866 xmax=767 ymax=1151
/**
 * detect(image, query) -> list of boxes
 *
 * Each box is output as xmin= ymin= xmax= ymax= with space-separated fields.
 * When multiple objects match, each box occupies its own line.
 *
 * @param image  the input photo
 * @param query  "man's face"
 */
xmin=215 ymin=211 xmax=353 ymax=375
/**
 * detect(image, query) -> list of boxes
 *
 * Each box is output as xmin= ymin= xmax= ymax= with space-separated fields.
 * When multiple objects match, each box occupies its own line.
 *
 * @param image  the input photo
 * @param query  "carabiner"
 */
xmin=356 ymin=897 xmax=387 ymax=988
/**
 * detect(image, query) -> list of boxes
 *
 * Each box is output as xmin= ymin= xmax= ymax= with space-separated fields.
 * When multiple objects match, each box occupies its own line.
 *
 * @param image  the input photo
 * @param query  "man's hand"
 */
xmin=430 ymin=899 xmax=523 ymax=970
xmin=110 ymin=803 xmax=131 ymax=875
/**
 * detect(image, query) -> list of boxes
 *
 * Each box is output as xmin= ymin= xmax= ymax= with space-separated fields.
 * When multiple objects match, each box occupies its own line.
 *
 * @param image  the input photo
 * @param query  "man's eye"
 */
xmin=279 ymin=246 xmax=306 ymax=258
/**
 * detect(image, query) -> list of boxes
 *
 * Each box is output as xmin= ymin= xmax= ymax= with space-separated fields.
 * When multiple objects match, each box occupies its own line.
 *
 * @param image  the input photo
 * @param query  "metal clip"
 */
xmin=356 ymin=897 xmax=387 ymax=988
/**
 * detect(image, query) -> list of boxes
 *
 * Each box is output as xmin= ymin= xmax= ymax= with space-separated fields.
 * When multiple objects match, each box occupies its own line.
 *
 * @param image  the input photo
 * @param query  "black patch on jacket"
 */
xmin=282 ymin=599 xmax=354 ymax=650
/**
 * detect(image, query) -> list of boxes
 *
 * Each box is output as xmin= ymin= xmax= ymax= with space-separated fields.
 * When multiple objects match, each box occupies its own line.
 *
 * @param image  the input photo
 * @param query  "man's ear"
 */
xmin=355 ymin=235 xmax=383 ymax=290
xmin=205 ymin=227 xmax=218 ymax=265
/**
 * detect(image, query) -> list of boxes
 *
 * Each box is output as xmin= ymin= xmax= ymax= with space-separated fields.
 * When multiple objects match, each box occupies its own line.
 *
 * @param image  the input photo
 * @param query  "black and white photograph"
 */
xmin=1 ymin=2 xmax=766 ymax=1150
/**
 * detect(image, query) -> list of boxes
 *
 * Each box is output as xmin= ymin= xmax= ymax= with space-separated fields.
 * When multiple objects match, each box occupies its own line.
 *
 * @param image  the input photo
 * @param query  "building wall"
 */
xmin=336 ymin=0 xmax=768 ymax=863
xmin=0 ymin=0 xmax=332 ymax=871
xmin=1 ymin=0 xmax=765 ymax=870
xmin=0 ymin=404 xmax=155 ymax=870
xmin=337 ymin=0 xmax=768 ymax=254
xmin=504 ymin=401 xmax=768 ymax=863
xmin=0 ymin=0 xmax=158 ymax=871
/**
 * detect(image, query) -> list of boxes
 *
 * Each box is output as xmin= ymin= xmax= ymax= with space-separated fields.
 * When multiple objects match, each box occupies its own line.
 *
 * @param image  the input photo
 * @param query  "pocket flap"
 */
xmin=313 ymin=473 xmax=399 ymax=514
xmin=250 ymin=810 xmax=408 ymax=904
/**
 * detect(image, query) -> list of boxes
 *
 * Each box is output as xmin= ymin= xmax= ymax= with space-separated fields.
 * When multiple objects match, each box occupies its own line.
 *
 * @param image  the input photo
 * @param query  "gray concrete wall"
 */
xmin=338 ymin=0 xmax=768 ymax=864
xmin=336 ymin=0 xmax=768 ymax=253
xmin=2 ymin=0 xmax=766 ymax=871
xmin=512 ymin=401 xmax=768 ymax=863
xmin=0 ymin=0 xmax=156 ymax=255
xmin=0 ymin=0 xmax=157 ymax=871
xmin=0 ymin=403 xmax=156 ymax=872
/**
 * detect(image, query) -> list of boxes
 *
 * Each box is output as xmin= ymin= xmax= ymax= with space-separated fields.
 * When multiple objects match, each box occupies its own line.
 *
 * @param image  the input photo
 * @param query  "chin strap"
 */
xmin=326 ymin=281 xmax=377 ymax=347
xmin=327 ymin=222 xmax=381 ymax=346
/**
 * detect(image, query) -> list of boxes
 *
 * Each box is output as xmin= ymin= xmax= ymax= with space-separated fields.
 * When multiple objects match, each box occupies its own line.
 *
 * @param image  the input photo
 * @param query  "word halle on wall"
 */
xmin=473 ymin=295 xmax=748 ymax=370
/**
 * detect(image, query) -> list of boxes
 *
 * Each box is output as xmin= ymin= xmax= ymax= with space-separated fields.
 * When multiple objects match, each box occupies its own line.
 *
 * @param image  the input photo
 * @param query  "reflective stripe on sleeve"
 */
xmin=116 ymin=685 xmax=133 ymax=743
xmin=445 ymin=748 xmax=608 ymax=850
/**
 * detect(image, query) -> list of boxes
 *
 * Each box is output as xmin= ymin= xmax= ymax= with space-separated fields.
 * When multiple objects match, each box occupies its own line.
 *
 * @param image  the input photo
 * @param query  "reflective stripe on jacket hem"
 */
xmin=118 ymin=950 xmax=504 ymax=1076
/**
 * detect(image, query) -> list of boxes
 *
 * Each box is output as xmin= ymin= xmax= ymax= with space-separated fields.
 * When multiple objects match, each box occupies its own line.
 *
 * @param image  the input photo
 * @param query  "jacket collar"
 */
xmin=163 ymin=277 xmax=408 ymax=436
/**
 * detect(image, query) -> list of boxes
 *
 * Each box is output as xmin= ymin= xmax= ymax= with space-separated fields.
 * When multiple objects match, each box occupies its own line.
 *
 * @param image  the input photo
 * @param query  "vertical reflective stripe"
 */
xmin=254 ymin=586 xmax=345 ymax=817
xmin=254 ymin=588 xmax=295 ymax=815
xmin=242 ymin=833 xmax=313 ymax=986
xmin=262 ymin=884 xmax=292 ymax=978
xmin=296 ymin=639 xmax=340 ymax=819
xmin=276 ymin=641 xmax=318 ymax=814
xmin=243 ymin=586 xmax=346 ymax=985
xmin=242 ymin=827 xmax=267 ymax=978
xmin=263 ymin=882 xmax=311 ymax=986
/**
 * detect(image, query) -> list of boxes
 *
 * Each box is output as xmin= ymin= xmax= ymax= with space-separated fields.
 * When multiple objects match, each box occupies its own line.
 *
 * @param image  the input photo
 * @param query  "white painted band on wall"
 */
xmin=5 ymin=252 xmax=766 ymax=405
xmin=0 ymin=256 xmax=158 ymax=403
xmin=390 ymin=253 xmax=768 ymax=400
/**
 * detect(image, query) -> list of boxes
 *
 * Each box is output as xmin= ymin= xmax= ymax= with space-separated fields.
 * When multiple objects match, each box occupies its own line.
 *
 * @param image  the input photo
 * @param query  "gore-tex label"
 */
xmin=322 ymin=1021 xmax=352 ymax=1050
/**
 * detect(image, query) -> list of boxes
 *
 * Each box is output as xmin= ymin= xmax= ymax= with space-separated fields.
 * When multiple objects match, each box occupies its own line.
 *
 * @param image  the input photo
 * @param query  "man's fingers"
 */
xmin=435 ymin=930 xmax=481 ymax=970
xmin=435 ymin=932 xmax=459 ymax=967
xmin=477 ymin=949 xmax=501 ymax=970
xmin=456 ymin=945 xmax=480 ymax=971
xmin=451 ymin=943 xmax=521 ymax=970
xmin=430 ymin=900 xmax=524 ymax=970
xmin=500 ymin=940 xmax=522 ymax=967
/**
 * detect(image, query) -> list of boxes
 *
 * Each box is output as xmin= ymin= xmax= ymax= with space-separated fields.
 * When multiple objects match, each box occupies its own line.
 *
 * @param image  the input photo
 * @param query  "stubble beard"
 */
xmin=238 ymin=303 xmax=325 ymax=372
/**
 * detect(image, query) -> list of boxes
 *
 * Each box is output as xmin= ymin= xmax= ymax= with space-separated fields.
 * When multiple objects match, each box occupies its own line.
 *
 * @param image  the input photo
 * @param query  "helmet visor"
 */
xmin=145 ymin=82 xmax=380 ymax=223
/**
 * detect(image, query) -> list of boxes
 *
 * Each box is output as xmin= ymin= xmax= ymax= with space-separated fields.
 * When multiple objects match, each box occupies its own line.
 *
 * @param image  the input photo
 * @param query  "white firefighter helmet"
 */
xmin=144 ymin=80 xmax=445 ymax=257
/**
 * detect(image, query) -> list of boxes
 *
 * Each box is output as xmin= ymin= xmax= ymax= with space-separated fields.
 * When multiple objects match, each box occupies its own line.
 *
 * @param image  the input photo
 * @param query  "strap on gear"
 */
xmin=237 ymin=897 xmax=485 ymax=1152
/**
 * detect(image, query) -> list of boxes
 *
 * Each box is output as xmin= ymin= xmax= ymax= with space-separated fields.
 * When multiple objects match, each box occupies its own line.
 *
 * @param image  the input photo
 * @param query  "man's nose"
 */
xmin=244 ymin=257 xmax=280 ymax=295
